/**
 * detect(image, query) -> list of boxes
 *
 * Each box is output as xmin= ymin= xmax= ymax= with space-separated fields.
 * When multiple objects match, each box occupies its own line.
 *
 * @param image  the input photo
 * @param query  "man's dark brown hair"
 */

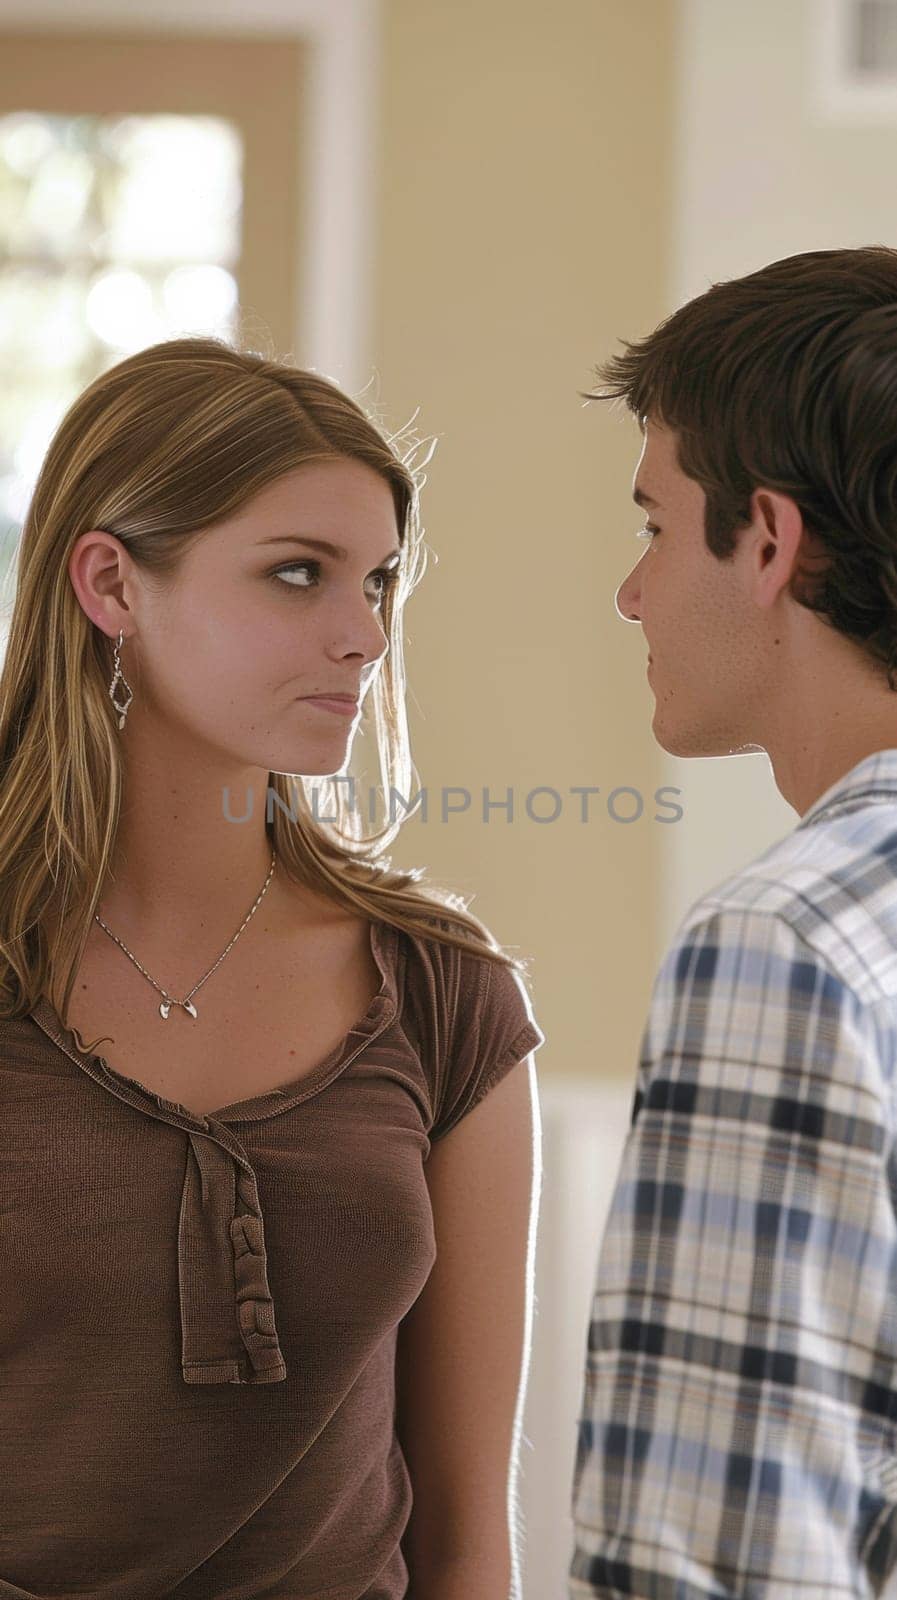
xmin=585 ymin=246 xmax=897 ymax=689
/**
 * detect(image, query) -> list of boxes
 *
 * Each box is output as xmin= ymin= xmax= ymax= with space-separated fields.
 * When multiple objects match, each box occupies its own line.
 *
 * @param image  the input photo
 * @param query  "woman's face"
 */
xmin=72 ymin=456 xmax=402 ymax=780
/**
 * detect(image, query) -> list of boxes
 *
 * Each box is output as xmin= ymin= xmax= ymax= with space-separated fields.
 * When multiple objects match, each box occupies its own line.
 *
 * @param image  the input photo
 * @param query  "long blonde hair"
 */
xmin=0 ymin=336 xmax=523 ymax=1033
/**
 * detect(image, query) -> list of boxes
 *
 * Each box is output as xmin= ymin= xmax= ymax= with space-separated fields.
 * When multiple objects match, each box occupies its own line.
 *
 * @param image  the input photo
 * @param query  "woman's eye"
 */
xmin=273 ymin=561 xmax=317 ymax=589
xmin=636 ymin=522 xmax=661 ymax=543
xmin=271 ymin=560 xmax=398 ymax=605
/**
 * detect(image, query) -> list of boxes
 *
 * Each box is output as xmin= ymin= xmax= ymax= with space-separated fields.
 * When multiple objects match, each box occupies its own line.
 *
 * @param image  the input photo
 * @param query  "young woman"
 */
xmin=0 ymin=337 xmax=544 ymax=1600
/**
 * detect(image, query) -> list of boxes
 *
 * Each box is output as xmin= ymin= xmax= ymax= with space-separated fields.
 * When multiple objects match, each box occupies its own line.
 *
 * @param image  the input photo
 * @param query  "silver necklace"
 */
xmin=93 ymin=849 xmax=277 ymax=1020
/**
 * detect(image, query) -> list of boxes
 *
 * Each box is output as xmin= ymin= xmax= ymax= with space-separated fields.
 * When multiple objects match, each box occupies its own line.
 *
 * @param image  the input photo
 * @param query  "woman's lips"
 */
xmin=300 ymin=697 xmax=359 ymax=718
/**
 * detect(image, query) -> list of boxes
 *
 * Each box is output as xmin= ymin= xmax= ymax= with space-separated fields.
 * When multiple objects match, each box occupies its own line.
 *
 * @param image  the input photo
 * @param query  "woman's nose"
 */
xmin=330 ymin=605 xmax=390 ymax=668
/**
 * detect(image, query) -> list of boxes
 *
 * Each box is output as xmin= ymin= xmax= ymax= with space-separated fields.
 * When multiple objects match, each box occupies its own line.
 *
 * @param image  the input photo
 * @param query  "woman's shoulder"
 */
xmin=386 ymin=905 xmax=539 ymax=1035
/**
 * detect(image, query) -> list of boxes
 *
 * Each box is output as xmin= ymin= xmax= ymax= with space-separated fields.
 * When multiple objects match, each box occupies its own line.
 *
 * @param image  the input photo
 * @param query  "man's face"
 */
xmin=615 ymin=417 xmax=765 ymax=757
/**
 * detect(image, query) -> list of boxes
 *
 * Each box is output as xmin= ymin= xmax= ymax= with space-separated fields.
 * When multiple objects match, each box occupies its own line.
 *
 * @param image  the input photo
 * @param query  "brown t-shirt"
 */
xmin=0 ymin=916 xmax=544 ymax=1599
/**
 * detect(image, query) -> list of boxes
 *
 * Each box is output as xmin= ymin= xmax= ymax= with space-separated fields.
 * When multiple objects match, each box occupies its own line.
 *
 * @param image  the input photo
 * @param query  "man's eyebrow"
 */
xmin=632 ymin=486 xmax=660 ymax=509
xmin=258 ymin=535 xmax=402 ymax=567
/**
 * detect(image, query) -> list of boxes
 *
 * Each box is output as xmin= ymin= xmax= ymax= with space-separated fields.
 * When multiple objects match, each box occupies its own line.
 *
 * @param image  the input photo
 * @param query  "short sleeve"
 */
xmin=428 ymin=952 xmax=545 ymax=1144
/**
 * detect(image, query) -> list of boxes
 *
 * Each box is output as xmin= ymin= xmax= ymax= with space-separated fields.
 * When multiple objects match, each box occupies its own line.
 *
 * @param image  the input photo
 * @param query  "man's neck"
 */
xmin=771 ymin=728 xmax=897 ymax=816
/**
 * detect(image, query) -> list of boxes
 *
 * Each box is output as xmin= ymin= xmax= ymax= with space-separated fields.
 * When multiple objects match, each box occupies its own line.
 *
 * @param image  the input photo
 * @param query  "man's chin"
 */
xmin=651 ymin=712 xmax=754 ymax=760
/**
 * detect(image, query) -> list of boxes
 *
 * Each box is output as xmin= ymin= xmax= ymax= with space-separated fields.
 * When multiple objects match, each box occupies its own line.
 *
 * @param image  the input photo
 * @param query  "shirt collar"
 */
xmin=796 ymin=747 xmax=897 ymax=830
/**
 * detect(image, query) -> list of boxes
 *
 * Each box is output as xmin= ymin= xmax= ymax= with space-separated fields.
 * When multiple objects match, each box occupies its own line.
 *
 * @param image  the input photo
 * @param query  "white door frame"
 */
xmin=0 ymin=0 xmax=380 ymax=393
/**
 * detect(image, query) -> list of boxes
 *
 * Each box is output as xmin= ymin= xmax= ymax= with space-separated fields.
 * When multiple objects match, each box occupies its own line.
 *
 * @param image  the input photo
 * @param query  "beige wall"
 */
xmin=372 ymin=0 xmax=676 ymax=1081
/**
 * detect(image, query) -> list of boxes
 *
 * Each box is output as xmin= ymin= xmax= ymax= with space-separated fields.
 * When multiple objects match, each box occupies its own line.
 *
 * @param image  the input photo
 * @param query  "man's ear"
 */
xmin=746 ymin=488 xmax=808 ymax=611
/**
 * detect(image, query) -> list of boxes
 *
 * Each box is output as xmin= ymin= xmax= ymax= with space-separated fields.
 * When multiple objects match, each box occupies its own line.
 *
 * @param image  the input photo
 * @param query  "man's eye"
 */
xmin=636 ymin=523 xmax=661 ymax=542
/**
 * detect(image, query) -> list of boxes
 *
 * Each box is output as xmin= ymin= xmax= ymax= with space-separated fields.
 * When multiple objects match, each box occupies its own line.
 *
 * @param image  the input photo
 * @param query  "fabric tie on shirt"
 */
xmin=178 ymin=1126 xmax=286 ymax=1384
xmin=27 ymin=994 xmax=289 ymax=1385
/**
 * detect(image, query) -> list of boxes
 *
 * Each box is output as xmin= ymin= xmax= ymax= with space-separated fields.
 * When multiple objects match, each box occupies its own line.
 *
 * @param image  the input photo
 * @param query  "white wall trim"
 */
xmin=0 ymin=0 xmax=381 ymax=393
xmin=521 ymin=1076 xmax=635 ymax=1599
xmin=811 ymin=0 xmax=897 ymax=125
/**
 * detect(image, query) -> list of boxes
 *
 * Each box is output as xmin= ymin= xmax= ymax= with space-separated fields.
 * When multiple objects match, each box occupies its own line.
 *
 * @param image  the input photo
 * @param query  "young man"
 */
xmin=570 ymin=247 xmax=897 ymax=1597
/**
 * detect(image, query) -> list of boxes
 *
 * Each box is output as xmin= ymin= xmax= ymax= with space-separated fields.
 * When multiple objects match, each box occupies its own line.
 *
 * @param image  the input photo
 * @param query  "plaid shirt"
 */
xmin=570 ymin=749 xmax=897 ymax=1599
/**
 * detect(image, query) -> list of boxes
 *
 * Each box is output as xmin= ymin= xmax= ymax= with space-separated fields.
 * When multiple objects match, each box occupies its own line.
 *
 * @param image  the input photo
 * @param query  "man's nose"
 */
xmin=615 ymin=560 xmax=642 ymax=623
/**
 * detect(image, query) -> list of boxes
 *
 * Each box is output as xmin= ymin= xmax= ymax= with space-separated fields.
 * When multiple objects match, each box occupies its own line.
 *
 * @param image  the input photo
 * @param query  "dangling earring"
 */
xmin=109 ymin=629 xmax=133 ymax=730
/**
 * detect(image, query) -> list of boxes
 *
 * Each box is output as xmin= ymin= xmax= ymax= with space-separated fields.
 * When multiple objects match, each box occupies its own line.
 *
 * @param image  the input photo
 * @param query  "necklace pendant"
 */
xmin=158 ymin=997 xmax=198 ymax=1020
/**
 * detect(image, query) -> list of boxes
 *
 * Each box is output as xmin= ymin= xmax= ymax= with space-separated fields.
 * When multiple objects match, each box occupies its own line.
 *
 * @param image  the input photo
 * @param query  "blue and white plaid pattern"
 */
xmin=570 ymin=750 xmax=897 ymax=1598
